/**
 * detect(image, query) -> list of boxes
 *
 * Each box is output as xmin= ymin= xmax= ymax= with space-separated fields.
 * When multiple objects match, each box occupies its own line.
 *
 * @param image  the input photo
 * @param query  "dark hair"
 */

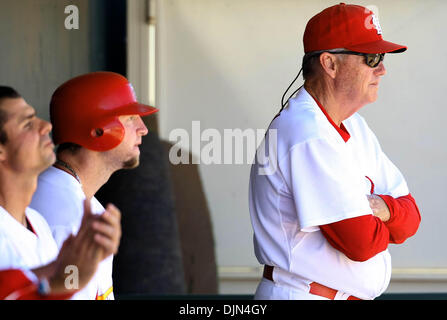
xmin=0 ymin=86 xmax=20 ymax=100
xmin=0 ymin=86 xmax=21 ymax=144
xmin=56 ymin=142 xmax=82 ymax=155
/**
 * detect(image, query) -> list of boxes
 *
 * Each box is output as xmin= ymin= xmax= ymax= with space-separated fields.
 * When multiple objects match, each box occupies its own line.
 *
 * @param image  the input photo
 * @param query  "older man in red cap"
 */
xmin=249 ymin=3 xmax=421 ymax=300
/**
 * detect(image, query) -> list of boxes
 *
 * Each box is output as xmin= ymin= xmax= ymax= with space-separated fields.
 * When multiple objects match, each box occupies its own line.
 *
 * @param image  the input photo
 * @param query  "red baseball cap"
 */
xmin=303 ymin=3 xmax=407 ymax=54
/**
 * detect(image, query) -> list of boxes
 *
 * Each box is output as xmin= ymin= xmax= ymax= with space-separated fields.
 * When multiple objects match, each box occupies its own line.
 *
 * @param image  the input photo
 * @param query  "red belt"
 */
xmin=263 ymin=265 xmax=361 ymax=300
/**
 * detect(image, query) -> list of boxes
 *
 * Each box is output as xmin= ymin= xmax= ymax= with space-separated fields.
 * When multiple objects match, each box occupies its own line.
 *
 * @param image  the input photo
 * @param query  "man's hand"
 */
xmin=367 ymin=194 xmax=391 ymax=222
xmin=33 ymin=199 xmax=122 ymax=295
xmin=91 ymin=203 xmax=122 ymax=260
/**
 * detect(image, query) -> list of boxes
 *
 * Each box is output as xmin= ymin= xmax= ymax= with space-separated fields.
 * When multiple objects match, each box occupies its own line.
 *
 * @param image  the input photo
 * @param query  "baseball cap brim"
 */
xmin=346 ymin=39 xmax=407 ymax=54
xmin=116 ymin=102 xmax=159 ymax=117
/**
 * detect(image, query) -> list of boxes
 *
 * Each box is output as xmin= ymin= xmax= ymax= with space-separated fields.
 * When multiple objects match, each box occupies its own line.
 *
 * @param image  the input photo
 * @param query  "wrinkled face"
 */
xmin=104 ymin=114 xmax=148 ymax=170
xmin=335 ymin=54 xmax=387 ymax=108
xmin=0 ymin=98 xmax=55 ymax=174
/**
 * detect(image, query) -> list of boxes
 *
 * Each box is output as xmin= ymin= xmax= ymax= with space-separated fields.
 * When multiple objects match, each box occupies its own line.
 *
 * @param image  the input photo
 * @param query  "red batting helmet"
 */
xmin=50 ymin=72 xmax=158 ymax=151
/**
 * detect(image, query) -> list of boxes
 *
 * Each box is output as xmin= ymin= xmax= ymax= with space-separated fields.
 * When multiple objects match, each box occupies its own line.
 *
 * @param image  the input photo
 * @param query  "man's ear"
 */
xmin=319 ymin=52 xmax=339 ymax=79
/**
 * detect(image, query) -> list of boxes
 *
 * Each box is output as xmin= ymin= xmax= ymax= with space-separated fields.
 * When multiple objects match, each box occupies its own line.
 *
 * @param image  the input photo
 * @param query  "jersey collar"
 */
xmin=308 ymin=92 xmax=351 ymax=143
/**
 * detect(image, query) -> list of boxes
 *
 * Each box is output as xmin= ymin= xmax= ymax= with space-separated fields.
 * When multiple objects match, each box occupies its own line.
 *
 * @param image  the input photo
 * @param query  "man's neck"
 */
xmin=56 ymin=151 xmax=115 ymax=199
xmin=304 ymin=81 xmax=357 ymax=126
xmin=0 ymin=172 xmax=37 ymax=226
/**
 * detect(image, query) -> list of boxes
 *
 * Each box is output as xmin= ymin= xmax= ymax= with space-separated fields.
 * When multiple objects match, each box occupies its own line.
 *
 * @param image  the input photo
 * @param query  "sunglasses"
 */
xmin=329 ymin=51 xmax=385 ymax=68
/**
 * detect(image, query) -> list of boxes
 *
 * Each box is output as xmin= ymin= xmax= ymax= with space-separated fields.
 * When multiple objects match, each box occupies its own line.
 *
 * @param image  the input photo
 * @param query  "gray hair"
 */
xmin=302 ymin=48 xmax=346 ymax=81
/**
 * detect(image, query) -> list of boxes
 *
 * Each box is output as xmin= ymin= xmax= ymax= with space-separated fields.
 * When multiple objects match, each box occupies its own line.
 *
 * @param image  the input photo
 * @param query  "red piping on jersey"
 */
xmin=365 ymin=176 xmax=375 ymax=194
xmin=309 ymin=93 xmax=351 ymax=143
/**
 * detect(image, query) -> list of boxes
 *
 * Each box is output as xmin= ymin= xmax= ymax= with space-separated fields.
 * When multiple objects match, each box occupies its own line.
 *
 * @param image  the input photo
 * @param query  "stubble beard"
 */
xmin=40 ymin=149 xmax=56 ymax=172
xmin=122 ymin=156 xmax=140 ymax=169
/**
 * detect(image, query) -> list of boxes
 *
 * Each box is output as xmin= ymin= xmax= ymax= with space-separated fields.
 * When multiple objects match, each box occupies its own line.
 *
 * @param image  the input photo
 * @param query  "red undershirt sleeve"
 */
xmin=378 ymin=193 xmax=421 ymax=244
xmin=0 ymin=269 xmax=35 ymax=300
xmin=319 ymin=193 xmax=421 ymax=262
xmin=319 ymin=215 xmax=390 ymax=262
xmin=0 ymin=269 xmax=75 ymax=300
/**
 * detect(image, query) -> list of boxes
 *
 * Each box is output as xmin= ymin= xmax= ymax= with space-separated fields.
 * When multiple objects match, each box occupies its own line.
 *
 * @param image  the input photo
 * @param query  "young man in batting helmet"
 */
xmin=30 ymin=72 xmax=158 ymax=300
xmin=249 ymin=3 xmax=421 ymax=300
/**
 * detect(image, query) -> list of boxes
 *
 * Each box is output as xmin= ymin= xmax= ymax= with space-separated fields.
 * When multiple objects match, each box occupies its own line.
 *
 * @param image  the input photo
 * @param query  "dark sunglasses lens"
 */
xmin=366 ymin=54 xmax=384 ymax=67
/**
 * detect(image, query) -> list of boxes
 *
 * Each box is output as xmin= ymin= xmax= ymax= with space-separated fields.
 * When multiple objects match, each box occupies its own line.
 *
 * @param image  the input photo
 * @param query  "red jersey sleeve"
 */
xmin=319 ymin=215 xmax=390 ymax=262
xmin=378 ymin=193 xmax=421 ymax=244
xmin=0 ymin=269 xmax=75 ymax=300
xmin=319 ymin=193 xmax=421 ymax=261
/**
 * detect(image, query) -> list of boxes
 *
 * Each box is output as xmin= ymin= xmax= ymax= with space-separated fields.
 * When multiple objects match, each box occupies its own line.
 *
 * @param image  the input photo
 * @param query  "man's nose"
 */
xmin=40 ymin=118 xmax=52 ymax=135
xmin=137 ymin=116 xmax=149 ymax=136
xmin=375 ymin=62 xmax=386 ymax=76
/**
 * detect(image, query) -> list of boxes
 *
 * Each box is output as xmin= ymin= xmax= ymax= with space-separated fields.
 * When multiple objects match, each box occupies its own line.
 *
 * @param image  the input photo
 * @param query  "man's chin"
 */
xmin=49 ymin=152 xmax=57 ymax=165
xmin=36 ymin=152 xmax=56 ymax=175
xmin=45 ymin=151 xmax=56 ymax=168
xmin=369 ymin=87 xmax=379 ymax=101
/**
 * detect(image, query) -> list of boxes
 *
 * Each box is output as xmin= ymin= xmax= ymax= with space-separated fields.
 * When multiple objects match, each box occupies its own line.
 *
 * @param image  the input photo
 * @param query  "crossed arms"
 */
xmin=320 ymin=193 xmax=421 ymax=262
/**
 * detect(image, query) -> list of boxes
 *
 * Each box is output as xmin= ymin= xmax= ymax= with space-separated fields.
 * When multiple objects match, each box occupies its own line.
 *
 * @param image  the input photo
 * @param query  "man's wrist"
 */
xmin=37 ymin=278 xmax=51 ymax=296
xmin=377 ymin=194 xmax=395 ymax=224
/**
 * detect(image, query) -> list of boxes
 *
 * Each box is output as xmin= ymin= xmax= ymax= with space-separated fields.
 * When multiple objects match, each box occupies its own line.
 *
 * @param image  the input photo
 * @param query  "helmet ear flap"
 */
xmin=91 ymin=128 xmax=104 ymax=138
xmin=86 ymin=117 xmax=125 ymax=151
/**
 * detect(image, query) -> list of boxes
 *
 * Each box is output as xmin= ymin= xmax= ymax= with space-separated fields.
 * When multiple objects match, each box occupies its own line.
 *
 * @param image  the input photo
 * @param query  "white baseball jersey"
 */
xmin=30 ymin=166 xmax=114 ymax=300
xmin=249 ymin=87 xmax=409 ymax=300
xmin=0 ymin=206 xmax=58 ymax=272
